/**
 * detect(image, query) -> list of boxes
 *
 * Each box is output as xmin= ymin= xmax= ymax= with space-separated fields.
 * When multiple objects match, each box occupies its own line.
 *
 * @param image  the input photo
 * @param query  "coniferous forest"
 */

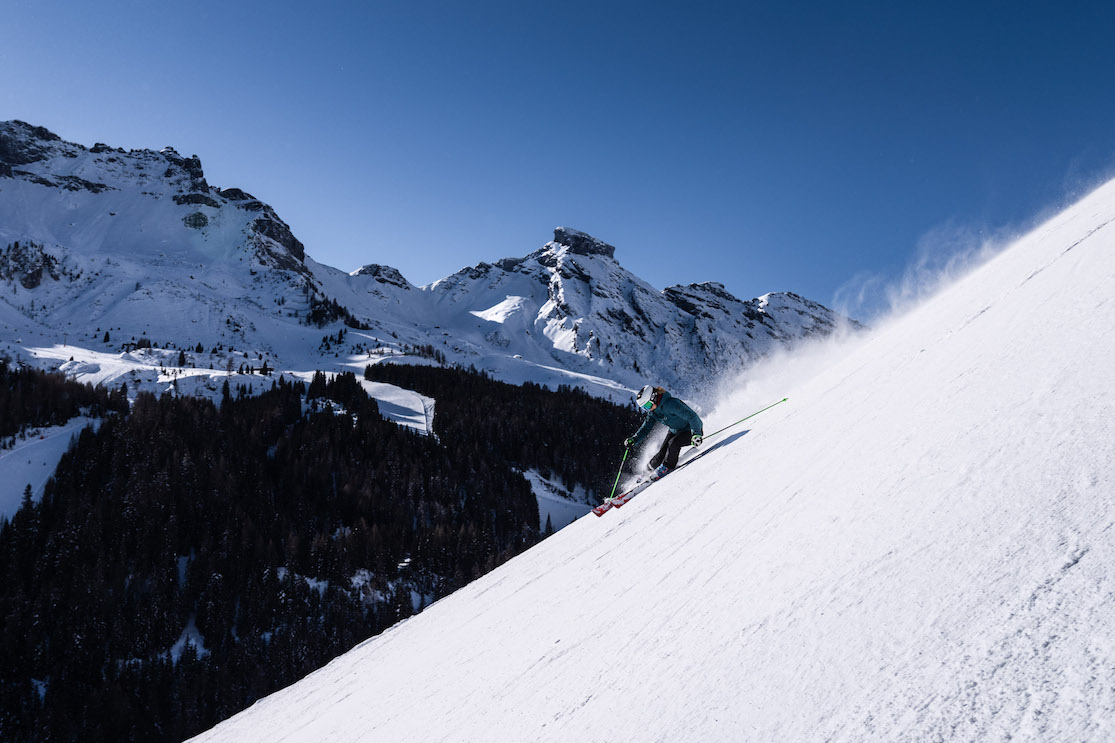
xmin=0 ymin=359 xmax=127 ymax=442
xmin=0 ymin=365 xmax=641 ymax=742
xmin=363 ymin=363 xmax=643 ymax=494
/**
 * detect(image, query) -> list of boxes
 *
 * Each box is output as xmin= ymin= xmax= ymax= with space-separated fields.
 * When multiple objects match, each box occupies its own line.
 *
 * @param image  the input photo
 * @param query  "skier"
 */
xmin=624 ymin=385 xmax=704 ymax=480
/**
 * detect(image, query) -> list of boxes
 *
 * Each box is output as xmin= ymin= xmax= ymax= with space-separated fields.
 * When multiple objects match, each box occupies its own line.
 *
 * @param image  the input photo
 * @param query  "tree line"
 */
xmin=0 ymin=358 xmax=127 ymax=444
xmin=363 ymin=363 xmax=643 ymax=497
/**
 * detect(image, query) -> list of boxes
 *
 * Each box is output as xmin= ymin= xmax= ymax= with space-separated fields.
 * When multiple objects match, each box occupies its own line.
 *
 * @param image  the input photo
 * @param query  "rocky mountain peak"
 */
xmin=552 ymin=227 xmax=616 ymax=259
xmin=159 ymin=147 xmax=209 ymax=192
xmin=352 ymin=263 xmax=411 ymax=289
xmin=0 ymin=120 xmax=71 ymax=168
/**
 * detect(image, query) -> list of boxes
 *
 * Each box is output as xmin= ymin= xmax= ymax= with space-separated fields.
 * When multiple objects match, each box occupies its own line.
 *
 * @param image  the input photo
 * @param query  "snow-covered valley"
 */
xmin=189 ymin=175 xmax=1115 ymax=741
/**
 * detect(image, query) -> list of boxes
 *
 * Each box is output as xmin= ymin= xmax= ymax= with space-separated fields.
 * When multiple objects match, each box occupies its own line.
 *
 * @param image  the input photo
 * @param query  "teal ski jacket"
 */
xmin=630 ymin=391 xmax=703 ymax=446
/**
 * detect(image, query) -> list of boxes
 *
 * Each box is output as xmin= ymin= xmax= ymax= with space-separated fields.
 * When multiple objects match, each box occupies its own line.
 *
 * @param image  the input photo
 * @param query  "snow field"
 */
xmin=191 ymin=176 xmax=1115 ymax=742
xmin=0 ymin=417 xmax=100 ymax=520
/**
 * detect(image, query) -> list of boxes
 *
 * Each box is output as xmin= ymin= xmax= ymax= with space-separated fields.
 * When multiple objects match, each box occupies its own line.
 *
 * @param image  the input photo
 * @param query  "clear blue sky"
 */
xmin=5 ymin=0 xmax=1115 ymax=319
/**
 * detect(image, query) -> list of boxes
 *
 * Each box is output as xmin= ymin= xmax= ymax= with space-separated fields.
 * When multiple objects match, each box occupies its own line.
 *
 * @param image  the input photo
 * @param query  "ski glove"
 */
xmin=691 ymin=434 xmax=703 ymax=447
xmin=623 ymin=437 xmax=636 ymax=449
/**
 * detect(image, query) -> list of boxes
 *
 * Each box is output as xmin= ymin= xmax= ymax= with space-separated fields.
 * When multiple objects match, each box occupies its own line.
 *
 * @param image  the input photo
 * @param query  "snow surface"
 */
xmin=358 ymin=380 xmax=434 ymax=435
xmin=0 ymin=416 xmax=99 ymax=519
xmin=522 ymin=469 xmax=593 ymax=531
xmin=170 ymin=615 xmax=210 ymax=662
xmin=191 ymin=179 xmax=1115 ymax=742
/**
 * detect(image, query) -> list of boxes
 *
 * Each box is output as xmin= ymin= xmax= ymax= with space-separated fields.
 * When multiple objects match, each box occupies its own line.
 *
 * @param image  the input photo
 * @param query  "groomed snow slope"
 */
xmin=192 ymin=180 xmax=1115 ymax=743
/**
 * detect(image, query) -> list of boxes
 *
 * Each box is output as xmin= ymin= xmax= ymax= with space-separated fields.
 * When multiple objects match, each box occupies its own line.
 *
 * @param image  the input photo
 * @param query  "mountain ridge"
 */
xmin=0 ymin=120 xmax=854 ymax=400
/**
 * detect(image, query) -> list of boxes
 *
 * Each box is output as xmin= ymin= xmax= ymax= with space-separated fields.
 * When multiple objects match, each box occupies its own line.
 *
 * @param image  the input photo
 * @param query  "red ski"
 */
xmin=592 ymin=478 xmax=655 ymax=517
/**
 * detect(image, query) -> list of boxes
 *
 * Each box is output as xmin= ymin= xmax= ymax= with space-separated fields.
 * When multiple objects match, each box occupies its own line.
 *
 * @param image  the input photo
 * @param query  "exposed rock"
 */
xmin=174 ymin=193 xmax=222 ymax=208
xmin=662 ymin=287 xmax=712 ymax=319
xmin=56 ymin=175 xmax=115 ymax=194
xmin=353 ymin=264 xmax=412 ymax=289
xmin=460 ymin=262 xmax=494 ymax=280
xmin=219 ymin=188 xmax=256 ymax=202
xmin=691 ymin=282 xmax=739 ymax=302
xmin=552 ymin=227 xmax=616 ymax=258
xmin=559 ymin=259 xmax=593 ymax=284
xmin=182 ymin=155 xmax=205 ymax=181
xmin=0 ymin=121 xmax=65 ymax=166
xmin=663 ymin=282 xmax=741 ymax=318
xmin=0 ymin=240 xmax=61 ymax=289
xmin=160 ymin=147 xmax=210 ymax=192
xmin=182 ymin=212 xmax=209 ymax=229
xmin=252 ymin=216 xmax=305 ymax=262
xmin=496 ymin=257 xmax=524 ymax=272
xmin=12 ymin=170 xmax=58 ymax=188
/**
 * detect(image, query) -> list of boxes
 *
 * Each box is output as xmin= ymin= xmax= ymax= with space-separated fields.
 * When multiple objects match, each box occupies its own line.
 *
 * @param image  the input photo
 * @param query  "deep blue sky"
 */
xmin=5 ymin=0 xmax=1115 ymax=319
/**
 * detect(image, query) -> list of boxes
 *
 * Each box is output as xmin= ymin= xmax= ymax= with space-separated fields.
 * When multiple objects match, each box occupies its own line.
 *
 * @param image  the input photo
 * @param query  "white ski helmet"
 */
xmin=635 ymin=384 xmax=659 ymax=411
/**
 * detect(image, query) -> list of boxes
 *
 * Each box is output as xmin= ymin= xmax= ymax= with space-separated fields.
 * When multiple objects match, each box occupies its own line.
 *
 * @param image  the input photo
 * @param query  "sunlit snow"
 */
xmin=191 ymin=178 xmax=1115 ymax=742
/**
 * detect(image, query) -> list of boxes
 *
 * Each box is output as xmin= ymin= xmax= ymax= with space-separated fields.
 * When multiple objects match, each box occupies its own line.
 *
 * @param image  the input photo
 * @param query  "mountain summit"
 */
xmin=552 ymin=226 xmax=616 ymax=257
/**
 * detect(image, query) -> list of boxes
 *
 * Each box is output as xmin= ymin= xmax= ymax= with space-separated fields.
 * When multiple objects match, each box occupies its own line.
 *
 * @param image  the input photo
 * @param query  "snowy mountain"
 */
xmin=189 ymin=177 xmax=1115 ymax=741
xmin=423 ymin=227 xmax=847 ymax=394
xmin=0 ymin=121 xmax=851 ymax=401
xmin=0 ymin=121 xmax=321 ymax=362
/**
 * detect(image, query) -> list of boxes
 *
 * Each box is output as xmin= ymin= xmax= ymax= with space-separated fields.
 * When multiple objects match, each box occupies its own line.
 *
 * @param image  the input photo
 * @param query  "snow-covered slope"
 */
xmin=0 ymin=416 xmax=100 ymax=519
xmin=190 ymin=178 xmax=1115 ymax=742
xmin=1 ymin=121 xmax=850 ymax=400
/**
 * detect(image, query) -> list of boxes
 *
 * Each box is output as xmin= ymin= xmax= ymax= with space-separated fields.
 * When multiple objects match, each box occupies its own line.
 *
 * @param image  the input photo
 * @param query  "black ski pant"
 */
xmin=649 ymin=428 xmax=691 ymax=470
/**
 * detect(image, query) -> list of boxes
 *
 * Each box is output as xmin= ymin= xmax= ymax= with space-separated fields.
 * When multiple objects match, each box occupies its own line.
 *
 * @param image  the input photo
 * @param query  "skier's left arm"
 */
xmin=680 ymin=401 xmax=703 ymax=437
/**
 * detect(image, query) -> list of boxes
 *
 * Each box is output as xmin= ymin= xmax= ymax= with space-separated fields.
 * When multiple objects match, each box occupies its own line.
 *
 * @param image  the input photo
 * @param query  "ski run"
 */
xmin=189 ymin=177 xmax=1115 ymax=741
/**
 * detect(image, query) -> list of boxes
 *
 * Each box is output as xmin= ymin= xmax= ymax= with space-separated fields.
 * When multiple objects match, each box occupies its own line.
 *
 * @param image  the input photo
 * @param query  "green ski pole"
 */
xmin=607 ymin=446 xmax=630 ymax=500
xmin=704 ymin=397 xmax=788 ymax=440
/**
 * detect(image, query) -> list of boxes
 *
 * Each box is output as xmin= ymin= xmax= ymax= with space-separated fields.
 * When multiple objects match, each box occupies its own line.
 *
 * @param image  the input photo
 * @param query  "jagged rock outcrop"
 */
xmin=182 ymin=212 xmax=209 ymax=229
xmin=353 ymin=264 xmax=412 ymax=289
xmin=0 ymin=121 xmax=68 ymax=166
xmin=252 ymin=213 xmax=305 ymax=263
xmin=174 ymin=193 xmax=222 ymax=208
xmin=0 ymin=241 xmax=62 ymax=289
xmin=219 ymin=187 xmax=256 ymax=201
xmin=553 ymin=226 xmax=616 ymax=258
xmin=160 ymin=147 xmax=209 ymax=193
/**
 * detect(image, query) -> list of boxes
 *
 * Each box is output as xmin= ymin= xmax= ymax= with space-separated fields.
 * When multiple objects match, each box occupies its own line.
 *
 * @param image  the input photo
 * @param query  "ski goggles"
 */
xmin=640 ymin=398 xmax=657 ymax=411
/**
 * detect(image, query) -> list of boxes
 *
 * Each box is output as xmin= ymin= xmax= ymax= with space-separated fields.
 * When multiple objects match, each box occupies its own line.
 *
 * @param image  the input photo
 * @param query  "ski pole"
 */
xmin=607 ymin=446 xmax=630 ymax=500
xmin=704 ymin=397 xmax=788 ymax=440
